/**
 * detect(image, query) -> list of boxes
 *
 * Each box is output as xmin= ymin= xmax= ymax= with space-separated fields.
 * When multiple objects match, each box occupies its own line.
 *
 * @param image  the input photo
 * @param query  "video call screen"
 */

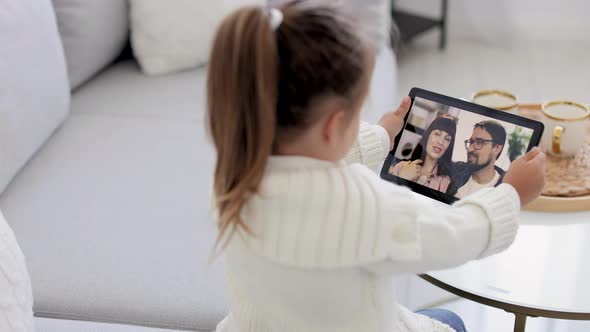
xmin=386 ymin=96 xmax=534 ymax=199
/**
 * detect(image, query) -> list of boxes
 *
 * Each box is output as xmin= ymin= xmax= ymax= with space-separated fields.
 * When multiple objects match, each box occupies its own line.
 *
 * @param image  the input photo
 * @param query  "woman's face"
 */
xmin=426 ymin=129 xmax=452 ymax=161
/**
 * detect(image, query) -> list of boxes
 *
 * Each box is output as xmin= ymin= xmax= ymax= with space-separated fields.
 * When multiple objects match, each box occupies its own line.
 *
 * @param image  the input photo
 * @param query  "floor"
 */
xmin=395 ymin=32 xmax=590 ymax=105
xmin=399 ymin=31 xmax=590 ymax=332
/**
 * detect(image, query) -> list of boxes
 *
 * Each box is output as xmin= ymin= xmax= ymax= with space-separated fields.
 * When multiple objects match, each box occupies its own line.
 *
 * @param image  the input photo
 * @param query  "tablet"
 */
xmin=380 ymin=87 xmax=544 ymax=204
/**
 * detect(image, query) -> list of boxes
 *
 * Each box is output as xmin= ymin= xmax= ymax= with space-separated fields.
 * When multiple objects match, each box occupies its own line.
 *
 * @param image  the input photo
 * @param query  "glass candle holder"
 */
xmin=472 ymin=90 xmax=518 ymax=114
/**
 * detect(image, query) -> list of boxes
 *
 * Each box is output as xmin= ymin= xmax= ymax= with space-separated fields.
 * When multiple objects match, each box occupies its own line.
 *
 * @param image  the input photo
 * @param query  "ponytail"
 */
xmin=207 ymin=7 xmax=278 ymax=252
xmin=208 ymin=1 xmax=373 ymax=254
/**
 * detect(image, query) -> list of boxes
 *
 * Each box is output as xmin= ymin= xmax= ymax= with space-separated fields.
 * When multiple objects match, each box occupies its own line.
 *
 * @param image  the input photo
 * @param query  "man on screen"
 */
xmin=448 ymin=121 xmax=507 ymax=198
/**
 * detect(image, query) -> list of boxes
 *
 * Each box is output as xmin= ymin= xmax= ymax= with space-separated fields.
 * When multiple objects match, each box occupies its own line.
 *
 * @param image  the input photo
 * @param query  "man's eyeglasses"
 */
xmin=464 ymin=139 xmax=495 ymax=150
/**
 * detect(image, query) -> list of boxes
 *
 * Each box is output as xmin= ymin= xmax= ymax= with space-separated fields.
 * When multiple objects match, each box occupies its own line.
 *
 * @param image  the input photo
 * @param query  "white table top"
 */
xmin=426 ymin=210 xmax=590 ymax=319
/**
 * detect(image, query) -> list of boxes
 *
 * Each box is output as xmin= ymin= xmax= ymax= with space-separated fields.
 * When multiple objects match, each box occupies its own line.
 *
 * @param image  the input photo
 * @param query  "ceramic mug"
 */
xmin=472 ymin=90 xmax=518 ymax=114
xmin=540 ymin=100 xmax=590 ymax=157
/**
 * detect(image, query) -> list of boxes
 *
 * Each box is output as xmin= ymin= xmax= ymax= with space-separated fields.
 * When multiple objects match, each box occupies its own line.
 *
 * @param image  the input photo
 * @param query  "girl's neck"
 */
xmin=274 ymin=131 xmax=339 ymax=162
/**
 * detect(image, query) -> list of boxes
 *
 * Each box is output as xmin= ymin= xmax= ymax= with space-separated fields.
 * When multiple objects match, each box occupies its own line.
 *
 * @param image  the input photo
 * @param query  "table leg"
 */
xmin=513 ymin=313 xmax=527 ymax=332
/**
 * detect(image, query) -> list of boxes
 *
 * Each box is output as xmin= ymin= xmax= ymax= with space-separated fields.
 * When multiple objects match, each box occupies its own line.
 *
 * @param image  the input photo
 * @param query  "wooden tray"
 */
xmin=517 ymin=103 xmax=590 ymax=212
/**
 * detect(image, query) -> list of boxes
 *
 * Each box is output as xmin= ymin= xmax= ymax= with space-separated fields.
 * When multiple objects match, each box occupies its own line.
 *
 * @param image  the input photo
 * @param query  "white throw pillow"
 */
xmin=345 ymin=0 xmax=392 ymax=50
xmin=269 ymin=0 xmax=392 ymax=50
xmin=0 ymin=0 xmax=70 ymax=194
xmin=130 ymin=0 xmax=264 ymax=75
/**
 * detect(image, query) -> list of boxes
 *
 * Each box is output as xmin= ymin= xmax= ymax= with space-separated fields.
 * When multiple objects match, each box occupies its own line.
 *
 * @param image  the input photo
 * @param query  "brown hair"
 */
xmin=207 ymin=0 xmax=373 ymax=251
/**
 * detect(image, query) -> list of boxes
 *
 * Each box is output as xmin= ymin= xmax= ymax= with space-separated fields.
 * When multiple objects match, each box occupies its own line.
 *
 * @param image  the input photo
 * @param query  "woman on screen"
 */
xmin=389 ymin=116 xmax=457 ymax=192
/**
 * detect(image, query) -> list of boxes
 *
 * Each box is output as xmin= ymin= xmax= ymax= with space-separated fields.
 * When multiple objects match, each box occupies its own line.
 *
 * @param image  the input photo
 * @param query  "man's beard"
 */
xmin=467 ymin=152 xmax=492 ymax=172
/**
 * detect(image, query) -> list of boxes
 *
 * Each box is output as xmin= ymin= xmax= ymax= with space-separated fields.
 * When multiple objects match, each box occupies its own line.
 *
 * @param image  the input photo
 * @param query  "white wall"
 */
xmin=395 ymin=0 xmax=590 ymax=43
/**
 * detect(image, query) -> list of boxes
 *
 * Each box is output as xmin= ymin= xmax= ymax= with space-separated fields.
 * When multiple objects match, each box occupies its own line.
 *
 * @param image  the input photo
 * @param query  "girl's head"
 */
xmin=411 ymin=116 xmax=456 ymax=176
xmin=207 ymin=1 xmax=374 ymax=246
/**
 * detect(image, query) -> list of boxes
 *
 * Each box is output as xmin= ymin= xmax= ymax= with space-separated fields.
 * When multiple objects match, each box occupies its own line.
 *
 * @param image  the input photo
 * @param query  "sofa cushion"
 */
xmin=35 ymin=317 xmax=185 ymax=332
xmin=0 ymin=0 xmax=70 ymax=194
xmin=364 ymin=46 xmax=398 ymax=124
xmin=52 ymin=0 xmax=128 ymax=89
xmin=69 ymin=62 xmax=205 ymax=120
xmin=1 ymin=61 xmax=227 ymax=331
xmin=129 ymin=0 xmax=264 ymax=75
xmin=68 ymin=47 xmax=397 ymax=124
xmin=345 ymin=0 xmax=392 ymax=50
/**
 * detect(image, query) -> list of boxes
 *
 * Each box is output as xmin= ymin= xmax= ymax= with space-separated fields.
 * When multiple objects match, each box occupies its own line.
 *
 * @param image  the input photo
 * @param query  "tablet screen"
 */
xmin=380 ymin=88 xmax=543 ymax=204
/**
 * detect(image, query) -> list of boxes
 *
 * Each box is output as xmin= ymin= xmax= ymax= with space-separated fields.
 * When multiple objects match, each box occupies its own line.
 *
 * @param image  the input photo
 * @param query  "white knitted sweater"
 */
xmin=216 ymin=123 xmax=520 ymax=332
xmin=0 ymin=211 xmax=34 ymax=332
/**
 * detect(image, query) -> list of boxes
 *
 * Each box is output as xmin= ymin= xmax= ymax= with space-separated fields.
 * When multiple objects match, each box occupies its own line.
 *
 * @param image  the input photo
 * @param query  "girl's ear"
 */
xmin=318 ymin=96 xmax=351 ymax=146
xmin=321 ymin=110 xmax=348 ymax=146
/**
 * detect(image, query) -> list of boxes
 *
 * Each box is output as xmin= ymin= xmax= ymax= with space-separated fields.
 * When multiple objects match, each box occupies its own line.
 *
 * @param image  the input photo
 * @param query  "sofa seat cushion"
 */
xmin=35 ymin=317 xmax=185 ymax=332
xmin=1 ymin=61 xmax=226 ymax=331
xmin=69 ymin=48 xmax=397 ymax=124
xmin=69 ymin=61 xmax=206 ymax=120
xmin=0 ymin=0 xmax=70 ymax=194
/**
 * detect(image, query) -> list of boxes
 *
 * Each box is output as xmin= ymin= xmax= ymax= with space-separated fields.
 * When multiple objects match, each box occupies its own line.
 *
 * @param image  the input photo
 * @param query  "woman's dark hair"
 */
xmin=410 ymin=116 xmax=457 ymax=176
xmin=207 ymin=1 xmax=373 ymax=251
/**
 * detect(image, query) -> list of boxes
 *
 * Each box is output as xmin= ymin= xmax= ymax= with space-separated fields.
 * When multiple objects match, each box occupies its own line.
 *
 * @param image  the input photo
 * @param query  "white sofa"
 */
xmin=1 ymin=1 xmax=415 ymax=331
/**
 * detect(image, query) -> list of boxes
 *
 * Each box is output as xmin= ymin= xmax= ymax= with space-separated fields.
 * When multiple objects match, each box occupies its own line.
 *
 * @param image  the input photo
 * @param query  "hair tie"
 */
xmin=268 ymin=8 xmax=283 ymax=30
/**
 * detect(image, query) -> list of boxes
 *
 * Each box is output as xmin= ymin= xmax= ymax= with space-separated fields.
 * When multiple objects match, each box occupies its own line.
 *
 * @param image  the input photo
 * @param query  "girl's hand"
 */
xmin=397 ymin=160 xmax=423 ymax=181
xmin=378 ymin=96 xmax=412 ymax=151
xmin=503 ymin=147 xmax=546 ymax=206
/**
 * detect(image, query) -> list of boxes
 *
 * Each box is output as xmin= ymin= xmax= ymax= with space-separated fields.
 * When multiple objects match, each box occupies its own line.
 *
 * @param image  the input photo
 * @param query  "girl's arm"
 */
xmin=345 ymin=97 xmax=412 ymax=172
xmin=344 ymin=122 xmax=390 ymax=171
xmin=355 ymin=168 xmax=520 ymax=275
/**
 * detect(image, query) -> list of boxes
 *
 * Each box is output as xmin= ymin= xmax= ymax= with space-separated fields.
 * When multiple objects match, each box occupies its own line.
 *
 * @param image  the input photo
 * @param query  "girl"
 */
xmin=389 ymin=116 xmax=457 ymax=192
xmin=207 ymin=1 xmax=546 ymax=331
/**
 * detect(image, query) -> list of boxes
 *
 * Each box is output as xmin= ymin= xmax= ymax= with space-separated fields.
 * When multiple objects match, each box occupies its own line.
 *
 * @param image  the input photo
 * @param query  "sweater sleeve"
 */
xmin=364 ymin=181 xmax=520 ymax=275
xmin=345 ymin=122 xmax=390 ymax=171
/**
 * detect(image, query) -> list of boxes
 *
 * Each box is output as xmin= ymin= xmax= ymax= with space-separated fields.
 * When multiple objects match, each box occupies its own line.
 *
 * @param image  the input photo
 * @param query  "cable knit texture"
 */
xmin=215 ymin=123 xmax=520 ymax=332
xmin=345 ymin=122 xmax=391 ymax=172
xmin=0 ymin=211 xmax=34 ymax=332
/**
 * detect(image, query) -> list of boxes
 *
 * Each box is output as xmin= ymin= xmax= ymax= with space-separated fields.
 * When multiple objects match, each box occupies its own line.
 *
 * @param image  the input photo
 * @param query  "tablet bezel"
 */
xmin=380 ymin=87 xmax=545 ymax=204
